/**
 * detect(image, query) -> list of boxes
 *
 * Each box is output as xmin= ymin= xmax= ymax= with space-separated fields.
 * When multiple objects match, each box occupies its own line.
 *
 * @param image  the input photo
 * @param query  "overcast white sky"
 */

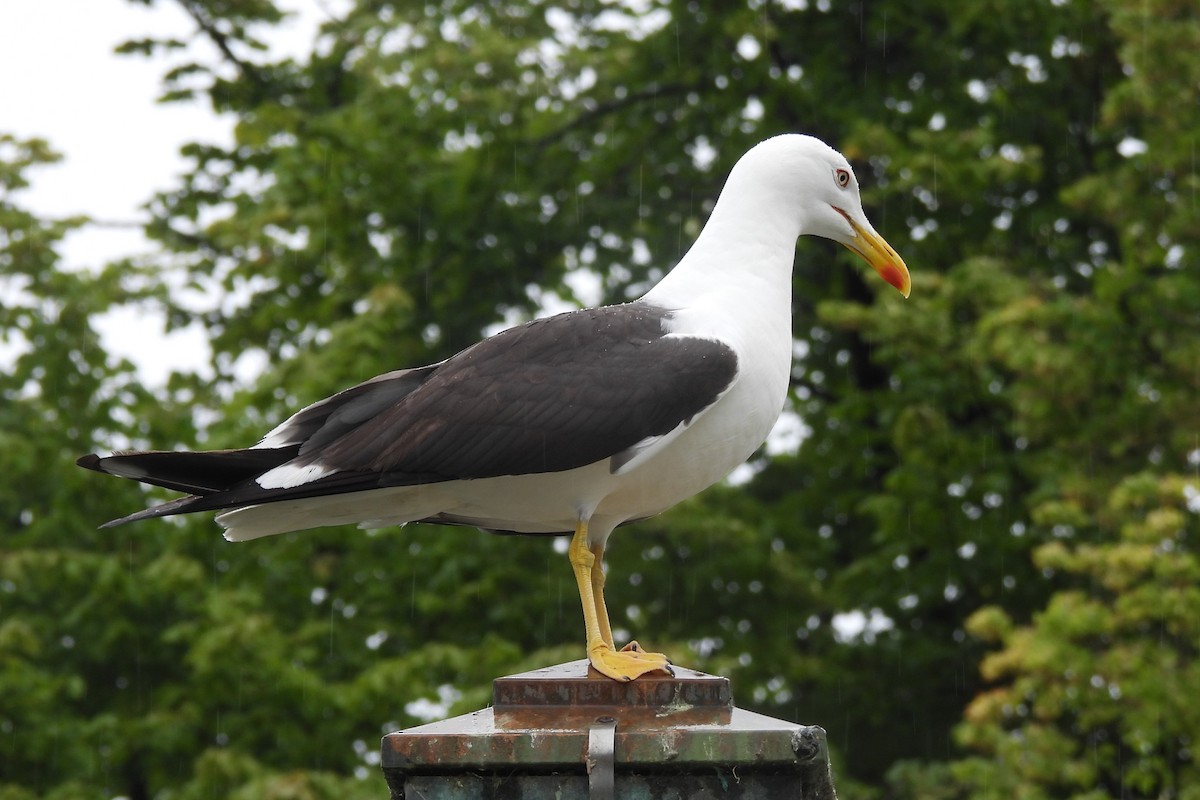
xmin=5 ymin=1 xmax=223 ymax=263
xmin=0 ymin=0 xmax=327 ymax=383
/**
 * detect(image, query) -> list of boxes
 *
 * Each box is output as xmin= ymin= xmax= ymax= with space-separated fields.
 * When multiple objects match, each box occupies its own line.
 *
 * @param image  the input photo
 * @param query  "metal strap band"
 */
xmin=586 ymin=715 xmax=617 ymax=799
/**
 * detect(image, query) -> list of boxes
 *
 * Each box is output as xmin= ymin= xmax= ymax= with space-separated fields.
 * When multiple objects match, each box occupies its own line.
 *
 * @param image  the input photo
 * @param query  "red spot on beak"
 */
xmin=881 ymin=263 xmax=908 ymax=295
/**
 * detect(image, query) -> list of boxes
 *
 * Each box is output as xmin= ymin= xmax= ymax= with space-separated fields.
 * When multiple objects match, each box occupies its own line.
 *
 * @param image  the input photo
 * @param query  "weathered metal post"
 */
xmin=381 ymin=659 xmax=839 ymax=799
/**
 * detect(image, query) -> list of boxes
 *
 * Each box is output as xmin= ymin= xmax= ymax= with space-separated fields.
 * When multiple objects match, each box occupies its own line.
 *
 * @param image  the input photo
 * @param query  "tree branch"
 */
xmin=177 ymin=0 xmax=269 ymax=94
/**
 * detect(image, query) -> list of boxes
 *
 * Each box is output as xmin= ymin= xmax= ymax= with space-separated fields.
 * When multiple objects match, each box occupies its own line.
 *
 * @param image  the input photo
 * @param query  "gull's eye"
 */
xmin=834 ymin=168 xmax=851 ymax=188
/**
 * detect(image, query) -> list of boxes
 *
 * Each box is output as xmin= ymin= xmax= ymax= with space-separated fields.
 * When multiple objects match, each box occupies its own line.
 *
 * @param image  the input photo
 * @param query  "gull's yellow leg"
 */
xmin=590 ymin=542 xmax=672 ymax=670
xmin=570 ymin=521 xmax=672 ymax=681
xmin=590 ymin=543 xmax=616 ymax=649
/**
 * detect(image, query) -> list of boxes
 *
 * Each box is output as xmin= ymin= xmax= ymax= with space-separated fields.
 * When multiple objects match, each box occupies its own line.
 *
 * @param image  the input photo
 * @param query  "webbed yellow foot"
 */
xmin=589 ymin=641 xmax=674 ymax=682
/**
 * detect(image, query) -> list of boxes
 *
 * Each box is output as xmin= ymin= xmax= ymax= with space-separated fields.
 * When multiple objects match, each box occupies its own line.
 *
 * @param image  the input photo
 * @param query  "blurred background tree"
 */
xmin=1 ymin=0 xmax=1196 ymax=797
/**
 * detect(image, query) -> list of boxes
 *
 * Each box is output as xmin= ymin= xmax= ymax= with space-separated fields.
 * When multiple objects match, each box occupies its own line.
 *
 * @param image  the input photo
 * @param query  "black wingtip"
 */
xmin=93 ymin=494 xmax=207 ymax=528
xmin=77 ymin=453 xmax=103 ymax=471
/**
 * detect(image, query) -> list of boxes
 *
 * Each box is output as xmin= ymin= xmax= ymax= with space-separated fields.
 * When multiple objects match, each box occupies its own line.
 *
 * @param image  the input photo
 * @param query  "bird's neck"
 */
xmin=642 ymin=181 xmax=802 ymax=310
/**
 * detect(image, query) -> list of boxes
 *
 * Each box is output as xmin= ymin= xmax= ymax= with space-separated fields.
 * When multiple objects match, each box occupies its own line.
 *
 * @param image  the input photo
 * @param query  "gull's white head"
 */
xmin=726 ymin=134 xmax=911 ymax=297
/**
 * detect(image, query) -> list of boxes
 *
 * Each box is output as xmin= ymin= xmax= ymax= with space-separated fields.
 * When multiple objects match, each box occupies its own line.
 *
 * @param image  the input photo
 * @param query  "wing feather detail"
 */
xmin=272 ymin=303 xmax=738 ymax=483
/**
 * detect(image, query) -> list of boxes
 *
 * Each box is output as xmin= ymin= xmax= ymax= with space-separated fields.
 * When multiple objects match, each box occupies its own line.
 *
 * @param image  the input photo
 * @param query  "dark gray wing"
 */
xmin=256 ymin=364 xmax=440 ymax=454
xmin=79 ymin=302 xmax=738 ymax=525
xmin=279 ymin=302 xmax=738 ymax=482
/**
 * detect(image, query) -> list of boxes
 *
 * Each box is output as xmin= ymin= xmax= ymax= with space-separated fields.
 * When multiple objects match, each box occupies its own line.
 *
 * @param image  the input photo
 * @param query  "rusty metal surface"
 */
xmin=381 ymin=659 xmax=839 ymax=800
xmin=493 ymin=659 xmax=732 ymax=715
xmin=492 ymin=658 xmax=732 ymax=732
xmin=382 ymin=706 xmax=822 ymax=771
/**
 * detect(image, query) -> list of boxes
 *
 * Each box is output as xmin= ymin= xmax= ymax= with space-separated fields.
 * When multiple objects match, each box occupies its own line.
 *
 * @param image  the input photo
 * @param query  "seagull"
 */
xmin=78 ymin=133 xmax=910 ymax=681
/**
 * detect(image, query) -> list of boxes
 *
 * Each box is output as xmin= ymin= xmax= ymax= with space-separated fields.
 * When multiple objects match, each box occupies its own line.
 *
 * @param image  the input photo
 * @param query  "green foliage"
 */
xmin=3 ymin=0 xmax=1198 ymax=796
xmin=948 ymin=473 xmax=1200 ymax=799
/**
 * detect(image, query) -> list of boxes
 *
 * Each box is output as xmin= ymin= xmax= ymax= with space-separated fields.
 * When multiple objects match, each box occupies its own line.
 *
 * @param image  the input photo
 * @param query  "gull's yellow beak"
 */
xmin=833 ymin=206 xmax=911 ymax=298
